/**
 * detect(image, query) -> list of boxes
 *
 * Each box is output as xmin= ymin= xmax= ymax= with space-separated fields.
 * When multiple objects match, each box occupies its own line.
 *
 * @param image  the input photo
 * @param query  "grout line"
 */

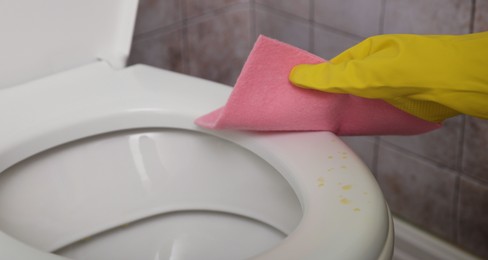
xmin=380 ymin=139 xmax=458 ymax=172
xmin=459 ymin=173 xmax=488 ymax=187
xmin=313 ymin=21 xmax=365 ymax=40
xmin=452 ymin=115 xmax=467 ymax=244
xmin=255 ymin=1 xmax=364 ymax=41
xmin=184 ymin=2 xmax=250 ymax=27
xmin=469 ymin=0 xmax=477 ymax=33
xmin=453 ymin=173 xmax=461 ymax=244
xmin=379 ymin=0 xmax=387 ymax=34
xmin=180 ymin=0 xmax=190 ymax=74
xmin=457 ymin=116 xmax=467 ymax=172
xmin=250 ymin=0 xmax=257 ymax=47
xmin=132 ymin=21 xmax=186 ymax=42
xmin=254 ymin=2 xmax=311 ymax=25
xmin=372 ymin=136 xmax=381 ymax=176
xmin=309 ymin=0 xmax=314 ymax=52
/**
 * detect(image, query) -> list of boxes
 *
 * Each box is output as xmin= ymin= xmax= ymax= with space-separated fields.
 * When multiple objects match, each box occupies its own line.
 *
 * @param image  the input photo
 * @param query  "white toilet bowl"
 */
xmin=0 ymin=63 xmax=393 ymax=260
xmin=0 ymin=1 xmax=393 ymax=259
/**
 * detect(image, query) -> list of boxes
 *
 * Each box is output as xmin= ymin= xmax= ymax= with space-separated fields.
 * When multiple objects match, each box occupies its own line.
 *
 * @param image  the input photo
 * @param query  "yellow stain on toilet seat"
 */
xmin=317 ymin=177 xmax=325 ymax=188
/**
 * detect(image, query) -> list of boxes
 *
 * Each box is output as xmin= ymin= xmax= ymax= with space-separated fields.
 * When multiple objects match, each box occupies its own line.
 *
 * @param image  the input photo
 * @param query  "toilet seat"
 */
xmin=0 ymin=62 xmax=393 ymax=260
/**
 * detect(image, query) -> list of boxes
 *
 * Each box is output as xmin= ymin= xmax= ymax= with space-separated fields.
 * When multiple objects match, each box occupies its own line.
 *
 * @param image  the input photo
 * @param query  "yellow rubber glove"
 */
xmin=289 ymin=31 xmax=488 ymax=122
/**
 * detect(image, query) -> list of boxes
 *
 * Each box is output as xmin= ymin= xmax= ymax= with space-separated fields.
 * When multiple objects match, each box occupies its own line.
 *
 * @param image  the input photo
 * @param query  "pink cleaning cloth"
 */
xmin=195 ymin=35 xmax=440 ymax=135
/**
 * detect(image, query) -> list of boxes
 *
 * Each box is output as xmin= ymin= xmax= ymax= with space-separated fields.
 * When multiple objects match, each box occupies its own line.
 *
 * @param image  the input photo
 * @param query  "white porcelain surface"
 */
xmin=0 ymin=129 xmax=301 ymax=256
xmin=57 ymin=212 xmax=286 ymax=260
xmin=0 ymin=63 xmax=393 ymax=260
xmin=0 ymin=0 xmax=137 ymax=89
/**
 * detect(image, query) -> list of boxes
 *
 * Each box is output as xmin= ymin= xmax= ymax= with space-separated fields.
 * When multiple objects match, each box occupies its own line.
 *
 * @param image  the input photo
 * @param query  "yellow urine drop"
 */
xmin=353 ymin=208 xmax=361 ymax=212
xmin=340 ymin=198 xmax=350 ymax=205
xmin=317 ymin=177 xmax=325 ymax=188
xmin=342 ymin=184 xmax=352 ymax=190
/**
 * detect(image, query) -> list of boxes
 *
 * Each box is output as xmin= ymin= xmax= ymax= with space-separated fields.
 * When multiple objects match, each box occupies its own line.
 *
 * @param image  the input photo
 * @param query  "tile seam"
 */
xmin=250 ymin=0 xmax=257 ymax=47
xmin=180 ymin=0 xmax=190 ymax=75
xmin=379 ymin=0 xmax=387 ymax=34
xmin=309 ymin=0 xmax=314 ymax=52
xmin=380 ymin=139 xmax=458 ymax=172
xmin=254 ymin=2 xmax=311 ymax=23
xmin=453 ymin=115 xmax=467 ymax=242
xmin=470 ymin=0 xmax=477 ymax=33
xmin=184 ymin=2 xmax=252 ymax=27
xmin=313 ymin=21 xmax=365 ymax=40
xmin=371 ymin=136 xmax=381 ymax=177
xmin=132 ymin=21 xmax=186 ymax=42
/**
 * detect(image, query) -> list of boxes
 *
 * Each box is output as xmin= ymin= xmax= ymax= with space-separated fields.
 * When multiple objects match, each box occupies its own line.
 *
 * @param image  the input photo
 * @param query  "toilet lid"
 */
xmin=0 ymin=0 xmax=137 ymax=89
xmin=0 ymin=63 xmax=392 ymax=260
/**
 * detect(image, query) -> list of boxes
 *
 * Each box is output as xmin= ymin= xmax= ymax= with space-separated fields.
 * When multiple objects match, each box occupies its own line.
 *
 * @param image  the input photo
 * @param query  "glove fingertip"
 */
xmin=289 ymin=64 xmax=320 ymax=89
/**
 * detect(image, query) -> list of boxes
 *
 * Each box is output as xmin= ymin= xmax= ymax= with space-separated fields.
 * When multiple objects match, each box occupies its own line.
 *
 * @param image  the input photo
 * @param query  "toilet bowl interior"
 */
xmin=0 ymin=128 xmax=302 ymax=260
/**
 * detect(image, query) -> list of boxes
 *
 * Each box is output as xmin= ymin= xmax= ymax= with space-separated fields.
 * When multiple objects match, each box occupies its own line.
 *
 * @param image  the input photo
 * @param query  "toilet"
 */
xmin=0 ymin=1 xmax=393 ymax=260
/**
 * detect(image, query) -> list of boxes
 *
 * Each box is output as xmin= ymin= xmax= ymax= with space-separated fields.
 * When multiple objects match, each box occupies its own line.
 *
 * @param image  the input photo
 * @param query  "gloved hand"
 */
xmin=289 ymin=31 xmax=488 ymax=122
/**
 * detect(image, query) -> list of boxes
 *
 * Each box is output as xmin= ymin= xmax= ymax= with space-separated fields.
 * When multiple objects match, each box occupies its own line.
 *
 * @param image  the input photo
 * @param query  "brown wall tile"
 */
xmin=186 ymin=7 xmax=251 ymax=85
xmin=383 ymin=0 xmax=471 ymax=34
xmin=474 ymin=0 xmax=488 ymax=32
xmin=381 ymin=116 xmax=464 ymax=169
xmin=313 ymin=26 xmax=363 ymax=59
xmin=129 ymin=29 xmax=186 ymax=73
xmin=463 ymin=116 xmax=488 ymax=183
xmin=314 ymin=0 xmax=382 ymax=37
xmin=255 ymin=0 xmax=311 ymax=20
xmin=184 ymin=0 xmax=248 ymax=18
xmin=458 ymin=177 xmax=488 ymax=259
xmin=376 ymin=144 xmax=457 ymax=241
xmin=134 ymin=0 xmax=181 ymax=35
xmin=254 ymin=7 xmax=311 ymax=51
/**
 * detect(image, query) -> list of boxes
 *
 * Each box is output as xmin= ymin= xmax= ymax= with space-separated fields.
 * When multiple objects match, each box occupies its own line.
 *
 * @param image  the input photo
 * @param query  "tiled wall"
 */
xmin=130 ymin=0 xmax=253 ymax=86
xmin=129 ymin=0 xmax=488 ymax=258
